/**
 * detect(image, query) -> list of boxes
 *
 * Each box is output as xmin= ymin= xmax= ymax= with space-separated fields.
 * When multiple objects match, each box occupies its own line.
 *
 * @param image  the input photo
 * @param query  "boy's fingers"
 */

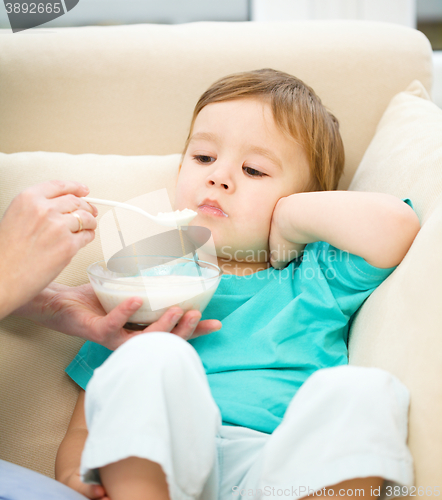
xmin=70 ymin=476 xmax=105 ymax=499
xmin=270 ymin=257 xmax=285 ymax=270
xmin=84 ymin=484 xmax=107 ymax=499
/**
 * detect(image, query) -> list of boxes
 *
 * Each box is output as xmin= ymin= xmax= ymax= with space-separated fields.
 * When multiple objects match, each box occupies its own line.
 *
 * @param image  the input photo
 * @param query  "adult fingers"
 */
xmin=31 ymin=180 xmax=91 ymax=199
xmin=170 ymin=310 xmax=202 ymax=340
xmin=94 ymin=297 xmax=144 ymax=343
xmin=145 ymin=309 xmax=221 ymax=341
xmin=143 ymin=307 xmax=185 ymax=334
xmin=52 ymin=194 xmax=98 ymax=217
xmin=189 ymin=319 xmax=222 ymax=339
xmin=65 ymin=210 xmax=98 ymax=233
xmin=98 ymin=307 xmax=185 ymax=349
xmin=70 ymin=229 xmax=96 ymax=253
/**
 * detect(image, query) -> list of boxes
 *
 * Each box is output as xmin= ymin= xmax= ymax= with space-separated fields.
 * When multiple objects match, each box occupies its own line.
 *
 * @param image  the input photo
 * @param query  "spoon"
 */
xmin=83 ymin=197 xmax=198 ymax=228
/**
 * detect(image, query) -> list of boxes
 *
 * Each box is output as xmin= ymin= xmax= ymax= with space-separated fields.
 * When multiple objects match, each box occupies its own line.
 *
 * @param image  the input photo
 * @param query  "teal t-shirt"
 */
xmin=66 ymin=198 xmax=414 ymax=434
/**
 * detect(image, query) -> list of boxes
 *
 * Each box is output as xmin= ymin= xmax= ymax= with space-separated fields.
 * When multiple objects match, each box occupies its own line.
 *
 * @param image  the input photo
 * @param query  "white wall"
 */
xmin=252 ymin=0 xmax=442 ymax=107
xmin=252 ymin=0 xmax=417 ymax=27
xmin=0 ymin=0 xmax=249 ymax=28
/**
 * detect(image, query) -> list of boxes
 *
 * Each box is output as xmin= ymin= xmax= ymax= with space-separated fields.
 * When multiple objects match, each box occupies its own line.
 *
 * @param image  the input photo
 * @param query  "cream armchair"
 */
xmin=0 ymin=20 xmax=441 ymax=498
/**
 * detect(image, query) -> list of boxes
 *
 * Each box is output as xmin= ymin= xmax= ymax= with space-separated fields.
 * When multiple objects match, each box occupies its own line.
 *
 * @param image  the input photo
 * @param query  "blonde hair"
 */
xmin=183 ymin=68 xmax=345 ymax=192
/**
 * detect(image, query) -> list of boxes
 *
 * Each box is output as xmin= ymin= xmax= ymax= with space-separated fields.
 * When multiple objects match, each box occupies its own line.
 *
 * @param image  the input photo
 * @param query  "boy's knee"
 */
xmin=307 ymin=365 xmax=410 ymax=409
xmin=119 ymin=331 xmax=196 ymax=359
xmin=96 ymin=331 xmax=203 ymax=381
xmin=281 ymin=365 xmax=410 ymax=443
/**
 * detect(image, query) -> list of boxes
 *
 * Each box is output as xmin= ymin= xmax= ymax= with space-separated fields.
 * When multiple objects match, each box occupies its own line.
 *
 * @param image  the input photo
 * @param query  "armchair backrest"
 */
xmin=0 ymin=21 xmax=432 ymax=189
xmin=0 ymin=21 xmax=438 ymax=485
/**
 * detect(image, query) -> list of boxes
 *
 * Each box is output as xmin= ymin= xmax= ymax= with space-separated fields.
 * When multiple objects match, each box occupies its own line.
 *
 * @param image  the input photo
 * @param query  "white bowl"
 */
xmin=87 ymin=255 xmax=222 ymax=330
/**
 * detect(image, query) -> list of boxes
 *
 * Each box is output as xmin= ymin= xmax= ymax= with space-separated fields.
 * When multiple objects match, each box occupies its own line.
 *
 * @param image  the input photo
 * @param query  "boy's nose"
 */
xmin=207 ymin=178 xmax=230 ymax=190
xmin=206 ymin=164 xmax=235 ymax=191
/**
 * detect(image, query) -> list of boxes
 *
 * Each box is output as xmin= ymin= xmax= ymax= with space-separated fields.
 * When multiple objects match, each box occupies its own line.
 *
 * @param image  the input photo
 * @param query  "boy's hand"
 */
xmin=269 ymin=197 xmax=307 ymax=270
xmin=21 ymin=282 xmax=221 ymax=350
xmin=61 ymin=467 xmax=110 ymax=500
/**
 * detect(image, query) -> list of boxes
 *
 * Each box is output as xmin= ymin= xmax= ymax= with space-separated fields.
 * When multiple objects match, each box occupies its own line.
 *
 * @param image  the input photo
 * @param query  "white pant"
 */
xmin=81 ymin=333 xmax=414 ymax=500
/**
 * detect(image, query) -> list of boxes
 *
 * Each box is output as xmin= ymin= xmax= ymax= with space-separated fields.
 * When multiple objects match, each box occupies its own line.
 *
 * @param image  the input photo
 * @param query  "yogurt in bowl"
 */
xmin=87 ymin=256 xmax=222 ymax=329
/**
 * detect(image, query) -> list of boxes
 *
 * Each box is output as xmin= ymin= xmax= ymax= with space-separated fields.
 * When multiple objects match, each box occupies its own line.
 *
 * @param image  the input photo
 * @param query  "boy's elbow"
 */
xmin=382 ymin=207 xmax=420 ymax=268
xmin=366 ymin=207 xmax=421 ymax=269
xmin=405 ymin=206 xmax=421 ymax=238
xmin=395 ymin=206 xmax=421 ymax=263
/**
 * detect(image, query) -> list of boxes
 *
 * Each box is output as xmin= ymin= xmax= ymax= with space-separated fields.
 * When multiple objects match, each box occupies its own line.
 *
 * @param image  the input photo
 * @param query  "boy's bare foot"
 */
xmin=99 ymin=456 xmax=170 ymax=500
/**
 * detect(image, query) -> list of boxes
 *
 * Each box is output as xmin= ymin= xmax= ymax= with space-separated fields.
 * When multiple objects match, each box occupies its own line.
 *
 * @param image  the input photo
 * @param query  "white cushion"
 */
xmin=348 ymin=81 xmax=442 ymax=485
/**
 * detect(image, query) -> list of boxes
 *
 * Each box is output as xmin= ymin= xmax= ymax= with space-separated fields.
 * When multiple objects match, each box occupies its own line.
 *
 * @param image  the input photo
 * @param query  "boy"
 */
xmin=55 ymin=69 xmax=419 ymax=500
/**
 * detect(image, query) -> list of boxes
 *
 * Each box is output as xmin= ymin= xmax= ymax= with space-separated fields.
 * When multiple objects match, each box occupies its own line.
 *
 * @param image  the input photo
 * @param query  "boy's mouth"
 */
xmin=198 ymin=205 xmax=229 ymax=218
xmin=198 ymin=199 xmax=229 ymax=218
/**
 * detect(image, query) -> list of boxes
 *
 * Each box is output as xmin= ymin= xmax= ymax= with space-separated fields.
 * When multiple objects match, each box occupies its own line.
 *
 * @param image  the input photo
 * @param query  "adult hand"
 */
xmin=0 ymin=180 xmax=98 ymax=319
xmin=268 ymin=197 xmax=307 ymax=270
xmin=27 ymin=282 xmax=222 ymax=350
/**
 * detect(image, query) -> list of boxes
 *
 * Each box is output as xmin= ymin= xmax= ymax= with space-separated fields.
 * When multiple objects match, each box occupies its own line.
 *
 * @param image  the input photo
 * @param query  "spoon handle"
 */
xmin=83 ymin=197 xmax=155 ymax=221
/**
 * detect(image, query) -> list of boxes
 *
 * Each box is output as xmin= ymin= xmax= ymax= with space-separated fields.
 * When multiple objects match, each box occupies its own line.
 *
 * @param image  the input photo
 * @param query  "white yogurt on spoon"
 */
xmin=156 ymin=208 xmax=198 ymax=227
xmin=83 ymin=197 xmax=198 ymax=228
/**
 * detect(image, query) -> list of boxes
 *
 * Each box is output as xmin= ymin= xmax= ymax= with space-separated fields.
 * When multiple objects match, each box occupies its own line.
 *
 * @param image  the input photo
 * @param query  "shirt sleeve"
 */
xmin=65 ymin=341 xmax=113 ymax=390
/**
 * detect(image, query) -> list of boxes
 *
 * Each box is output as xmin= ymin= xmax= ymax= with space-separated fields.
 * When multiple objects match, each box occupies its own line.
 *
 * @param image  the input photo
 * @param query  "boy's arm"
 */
xmin=55 ymin=389 xmax=107 ymax=499
xmin=271 ymin=191 xmax=420 ymax=269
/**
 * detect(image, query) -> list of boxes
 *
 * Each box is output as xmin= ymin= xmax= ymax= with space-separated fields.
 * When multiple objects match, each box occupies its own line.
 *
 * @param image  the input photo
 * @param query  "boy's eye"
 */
xmin=192 ymin=156 xmax=266 ymax=177
xmin=243 ymin=166 xmax=266 ymax=178
xmin=193 ymin=155 xmax=215 ymax=164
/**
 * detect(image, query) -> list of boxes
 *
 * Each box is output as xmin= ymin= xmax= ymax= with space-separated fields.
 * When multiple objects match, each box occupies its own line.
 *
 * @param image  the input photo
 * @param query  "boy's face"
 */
xmin=174 ymin=98 xmax=310 ymax=266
